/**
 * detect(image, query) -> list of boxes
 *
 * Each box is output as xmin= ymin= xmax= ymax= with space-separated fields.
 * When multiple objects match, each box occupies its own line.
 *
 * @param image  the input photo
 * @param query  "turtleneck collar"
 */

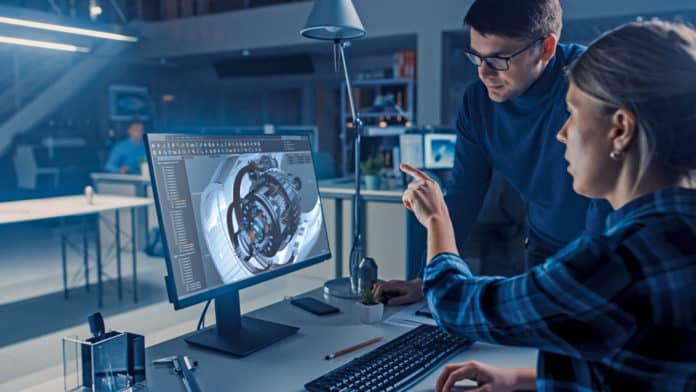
xmin=504 ymin=45 xmax=563 ymax=111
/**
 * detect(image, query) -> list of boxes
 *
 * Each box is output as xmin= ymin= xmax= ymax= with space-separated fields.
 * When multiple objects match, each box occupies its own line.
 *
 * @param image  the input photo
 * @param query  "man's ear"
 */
xmin=609 ymin=108 xmax=637 ymax=153
xmin=540 ymin=35 xmax=558 ymax=62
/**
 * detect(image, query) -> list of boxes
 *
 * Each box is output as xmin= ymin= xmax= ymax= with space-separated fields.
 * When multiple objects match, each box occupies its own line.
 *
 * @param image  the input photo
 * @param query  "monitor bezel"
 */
xmin=144 ymin=132 xmax=332 ymax=310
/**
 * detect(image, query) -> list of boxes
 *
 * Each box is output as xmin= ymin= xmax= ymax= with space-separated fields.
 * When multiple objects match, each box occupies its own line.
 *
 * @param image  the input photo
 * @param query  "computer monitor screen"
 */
xmin=399 ymin=134 xmax=424 ymax=169
xmin=424 ymin=134 xmax=457 ymax=170
xmin=146 ymin=133 xmax=331 ymax=309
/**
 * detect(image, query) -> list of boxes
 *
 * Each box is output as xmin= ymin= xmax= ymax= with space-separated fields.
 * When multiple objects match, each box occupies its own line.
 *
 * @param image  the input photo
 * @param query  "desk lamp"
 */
xmin=301 ymin=0 xmax=366 ymax=298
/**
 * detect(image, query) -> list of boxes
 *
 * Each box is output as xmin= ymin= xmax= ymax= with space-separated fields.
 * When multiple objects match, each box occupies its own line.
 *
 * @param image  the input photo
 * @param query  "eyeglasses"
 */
xmin=464 ymin=37 xmax=545 ymax=71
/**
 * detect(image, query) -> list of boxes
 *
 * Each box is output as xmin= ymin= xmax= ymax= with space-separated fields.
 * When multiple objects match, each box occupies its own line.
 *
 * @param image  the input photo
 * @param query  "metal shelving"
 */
xmin=339 ymin=78 xmax=415 ymax=176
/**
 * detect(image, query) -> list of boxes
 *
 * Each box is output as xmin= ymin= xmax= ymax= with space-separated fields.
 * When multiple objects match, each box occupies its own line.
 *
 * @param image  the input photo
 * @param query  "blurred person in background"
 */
xmin=104 ymin=118 xmax=146 ymax=174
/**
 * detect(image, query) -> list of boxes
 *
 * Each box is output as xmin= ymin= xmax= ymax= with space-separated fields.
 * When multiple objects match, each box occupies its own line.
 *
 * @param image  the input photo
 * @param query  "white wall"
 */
xmin=133 ymin=0 xmax=696 ymax=124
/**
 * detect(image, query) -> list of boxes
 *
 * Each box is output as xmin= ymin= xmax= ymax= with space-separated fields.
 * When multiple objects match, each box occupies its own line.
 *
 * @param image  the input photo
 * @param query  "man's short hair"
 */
xmin=464 ymin=0 xmax=563 ymax=40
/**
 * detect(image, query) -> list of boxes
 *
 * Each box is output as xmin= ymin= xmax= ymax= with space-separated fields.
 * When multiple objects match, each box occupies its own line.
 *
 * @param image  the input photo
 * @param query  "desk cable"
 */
xmin=196 ymin=299 xmax=212 ymax=331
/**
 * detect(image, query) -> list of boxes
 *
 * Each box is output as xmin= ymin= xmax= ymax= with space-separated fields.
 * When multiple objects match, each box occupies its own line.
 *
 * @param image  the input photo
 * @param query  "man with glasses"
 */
xmin=376 ymin=0 xmax=611 ymax=305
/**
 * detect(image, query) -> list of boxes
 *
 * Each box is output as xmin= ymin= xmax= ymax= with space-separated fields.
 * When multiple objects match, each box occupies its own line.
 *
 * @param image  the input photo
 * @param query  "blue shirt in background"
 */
xmin=446 ymin=43 xmax=611 ymax=252
xmin=104 ymin=138 xmax=146 ymax=174
xmin=423 ymin=187 xmax=696 ymax=391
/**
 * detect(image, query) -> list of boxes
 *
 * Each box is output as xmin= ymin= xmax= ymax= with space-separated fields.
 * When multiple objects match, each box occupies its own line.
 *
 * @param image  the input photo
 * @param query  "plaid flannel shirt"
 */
xmin=423 ymin=187 xmax=696 ymax=391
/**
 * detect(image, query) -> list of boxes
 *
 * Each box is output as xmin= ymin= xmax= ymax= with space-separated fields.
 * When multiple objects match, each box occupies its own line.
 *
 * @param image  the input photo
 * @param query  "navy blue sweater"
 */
xmin=445 ymin=43 xmax=610 ymax=248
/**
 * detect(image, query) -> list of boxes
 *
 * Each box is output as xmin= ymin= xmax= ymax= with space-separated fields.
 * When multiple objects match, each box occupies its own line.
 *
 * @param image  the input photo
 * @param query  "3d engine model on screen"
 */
xmin=200 ymin=153 xmax=323 ymax=283
xmin=228 ymin=155 xmax=301 ymax=267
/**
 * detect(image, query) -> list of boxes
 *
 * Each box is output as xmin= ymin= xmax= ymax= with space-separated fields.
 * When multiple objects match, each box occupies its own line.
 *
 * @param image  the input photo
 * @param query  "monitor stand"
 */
xmin=184 ymin=291 xmax=299 ymax=357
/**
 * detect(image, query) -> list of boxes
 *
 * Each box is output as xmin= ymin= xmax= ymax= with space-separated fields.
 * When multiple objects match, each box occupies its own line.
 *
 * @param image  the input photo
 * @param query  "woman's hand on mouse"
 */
xmin=374 ymin=278 xmax=423 ymax=306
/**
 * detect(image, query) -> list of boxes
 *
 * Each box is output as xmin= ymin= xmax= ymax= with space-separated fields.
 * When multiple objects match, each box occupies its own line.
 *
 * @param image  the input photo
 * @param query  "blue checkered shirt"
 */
xmin=423 ymin=187 xmax=696 ymax=391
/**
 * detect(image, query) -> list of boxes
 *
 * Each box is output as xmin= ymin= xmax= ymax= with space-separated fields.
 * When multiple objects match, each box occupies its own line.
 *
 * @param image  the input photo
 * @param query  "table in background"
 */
xmin=90 ymin=172 xmax=156 ymax=251
xmin=0 ymin=194 xmax=153 ymax=306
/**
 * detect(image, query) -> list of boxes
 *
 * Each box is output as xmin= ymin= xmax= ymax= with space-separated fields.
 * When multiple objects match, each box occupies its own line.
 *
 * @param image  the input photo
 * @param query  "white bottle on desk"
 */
xmin=84 ymin=185 xmax=94 ymax=205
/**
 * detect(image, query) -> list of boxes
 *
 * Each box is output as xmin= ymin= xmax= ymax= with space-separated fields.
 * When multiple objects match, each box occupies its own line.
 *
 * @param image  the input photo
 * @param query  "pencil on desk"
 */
xmin=325 ymin=336 xmax=383 ymax=360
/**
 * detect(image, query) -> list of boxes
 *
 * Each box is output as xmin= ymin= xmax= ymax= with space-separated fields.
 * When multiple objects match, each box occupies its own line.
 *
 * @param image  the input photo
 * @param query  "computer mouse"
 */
xmin=379 ymin=291 xmax=400 ymax=304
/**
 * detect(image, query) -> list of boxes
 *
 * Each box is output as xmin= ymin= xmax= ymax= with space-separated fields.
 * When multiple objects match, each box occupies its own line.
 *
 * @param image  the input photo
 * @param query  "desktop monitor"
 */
xmin=398 ymin=134 xmax=424 ymax=169
xmin=424 ymin=133 xmax=457 ymax=170
xmin=145 ymin=133 xmax=332 ymax=356
xmin=399 ymin=133 xmax=457 ymax=170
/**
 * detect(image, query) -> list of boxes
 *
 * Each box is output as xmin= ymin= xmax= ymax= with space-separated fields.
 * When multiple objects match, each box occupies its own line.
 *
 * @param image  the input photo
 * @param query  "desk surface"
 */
xmin=0 ymin=194 xmax=153 ymax=224
xmin=145 ymin=289 xmax=537 ymax=391
xmin=318 ymin=179 xmax=403 ymax=202
xmin=90 ymin=172 xmax=151 ymax=183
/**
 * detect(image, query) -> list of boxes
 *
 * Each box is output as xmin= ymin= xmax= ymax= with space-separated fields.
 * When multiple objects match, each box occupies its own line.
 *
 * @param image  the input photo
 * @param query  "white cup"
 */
xmin=84 ymin=185 xmax=94 ymax=205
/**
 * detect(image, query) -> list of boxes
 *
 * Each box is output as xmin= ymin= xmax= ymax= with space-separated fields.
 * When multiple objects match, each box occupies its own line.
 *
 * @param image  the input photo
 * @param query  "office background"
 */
xmin=2 ymin=1 xmax=696 ymax=390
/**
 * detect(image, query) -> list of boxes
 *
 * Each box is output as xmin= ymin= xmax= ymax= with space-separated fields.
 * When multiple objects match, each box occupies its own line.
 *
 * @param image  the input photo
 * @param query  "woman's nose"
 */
xmin=557 ymin=122 xmax=569 ymax=144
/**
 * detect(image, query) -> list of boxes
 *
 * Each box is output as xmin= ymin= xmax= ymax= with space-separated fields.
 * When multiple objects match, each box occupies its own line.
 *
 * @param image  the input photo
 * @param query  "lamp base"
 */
xmin=323 ymin=277 xmax=360 ymax=299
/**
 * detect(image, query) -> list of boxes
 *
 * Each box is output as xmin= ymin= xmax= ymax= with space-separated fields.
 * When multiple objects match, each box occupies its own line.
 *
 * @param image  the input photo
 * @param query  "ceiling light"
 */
xmin=0 ymin=16 xmax=138 ymax=42
xmin=90 ymin=6 xmax=103 ymax=21
xmin=0 ymin=35 xmax=89 ymax=52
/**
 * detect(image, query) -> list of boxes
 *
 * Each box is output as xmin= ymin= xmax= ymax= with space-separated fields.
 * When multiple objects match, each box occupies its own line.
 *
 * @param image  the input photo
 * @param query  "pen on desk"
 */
xmin=325 ymin=336 xmax=383 ymax=360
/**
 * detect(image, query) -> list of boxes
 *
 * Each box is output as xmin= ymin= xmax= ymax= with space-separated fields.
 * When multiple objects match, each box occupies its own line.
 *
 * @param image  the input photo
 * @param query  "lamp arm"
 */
xmin=338 ymin=41 xmax=363 ymax=242
xmin=339 ymin=41 xmax=359 ymax=126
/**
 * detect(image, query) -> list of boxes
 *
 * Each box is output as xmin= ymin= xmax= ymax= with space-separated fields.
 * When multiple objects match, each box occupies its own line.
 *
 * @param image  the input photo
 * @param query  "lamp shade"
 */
xmin=300 ymin=0 xmax=366 ymax=41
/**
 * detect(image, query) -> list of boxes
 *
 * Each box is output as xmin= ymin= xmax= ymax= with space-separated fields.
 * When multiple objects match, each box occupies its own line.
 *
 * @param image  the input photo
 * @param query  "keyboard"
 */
xmin=305 ymin=325 xmax=473 ymax=392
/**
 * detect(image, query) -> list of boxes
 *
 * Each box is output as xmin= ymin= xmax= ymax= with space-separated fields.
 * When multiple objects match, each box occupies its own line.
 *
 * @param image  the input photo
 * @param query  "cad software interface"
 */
xmin=148 ymin=134 xmax=331 ymax=301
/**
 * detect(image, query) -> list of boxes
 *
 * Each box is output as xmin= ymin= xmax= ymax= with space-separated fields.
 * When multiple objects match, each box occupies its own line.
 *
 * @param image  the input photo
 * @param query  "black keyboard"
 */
xmin=305 ymin=325 xmax=473 ymax=392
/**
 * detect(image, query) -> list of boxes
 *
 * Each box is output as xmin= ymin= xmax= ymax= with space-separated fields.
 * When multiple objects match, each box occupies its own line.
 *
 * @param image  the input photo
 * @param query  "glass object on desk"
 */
xmin=62 ymin=332 xmax=146 ymax=392
xmin=348 ymin=236 xmax=365 ymax=294
xmin=357 ymin=256 xmax=378 ymax=294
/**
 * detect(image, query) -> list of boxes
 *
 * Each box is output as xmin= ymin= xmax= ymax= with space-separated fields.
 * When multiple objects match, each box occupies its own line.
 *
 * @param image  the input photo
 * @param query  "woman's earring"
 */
xmin=610 ymin=150 xmax=625 ymax=161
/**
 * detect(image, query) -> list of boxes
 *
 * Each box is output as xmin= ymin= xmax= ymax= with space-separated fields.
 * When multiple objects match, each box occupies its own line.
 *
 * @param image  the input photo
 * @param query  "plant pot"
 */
xmin=356 ymin=301 xmax=384 ymax=324
xmin=363 ymin=175 xmax=381 ymax=190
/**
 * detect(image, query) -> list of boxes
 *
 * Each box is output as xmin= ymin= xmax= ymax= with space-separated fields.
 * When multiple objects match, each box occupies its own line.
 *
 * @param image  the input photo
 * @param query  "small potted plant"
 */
xmin=356 ymin=288 xmax=384 ymax=324
xmin=360 ymin=155 xmax=385 ymax=190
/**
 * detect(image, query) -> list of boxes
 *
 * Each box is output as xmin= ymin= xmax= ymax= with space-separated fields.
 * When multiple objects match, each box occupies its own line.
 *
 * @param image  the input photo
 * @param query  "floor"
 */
xmin=0 ymin=221 xmax=328 ymax=391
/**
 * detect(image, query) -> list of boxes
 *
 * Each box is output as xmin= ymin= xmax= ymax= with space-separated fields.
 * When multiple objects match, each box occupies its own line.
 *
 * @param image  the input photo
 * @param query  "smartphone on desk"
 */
xmin=415 ymin=305 xmax=433 ymax=319
xmin=290 ymin=297 xmax=340 ymax=316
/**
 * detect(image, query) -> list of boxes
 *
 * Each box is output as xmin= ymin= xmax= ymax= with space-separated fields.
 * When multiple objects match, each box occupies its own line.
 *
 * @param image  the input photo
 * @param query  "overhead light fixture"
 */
xmin=89 ymin=1 xmax=103 ymax=21
xmin=0 ymin=16 xmax=138 ymax=42
xmin=0 ymin=35 xmax=89 ymax=52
